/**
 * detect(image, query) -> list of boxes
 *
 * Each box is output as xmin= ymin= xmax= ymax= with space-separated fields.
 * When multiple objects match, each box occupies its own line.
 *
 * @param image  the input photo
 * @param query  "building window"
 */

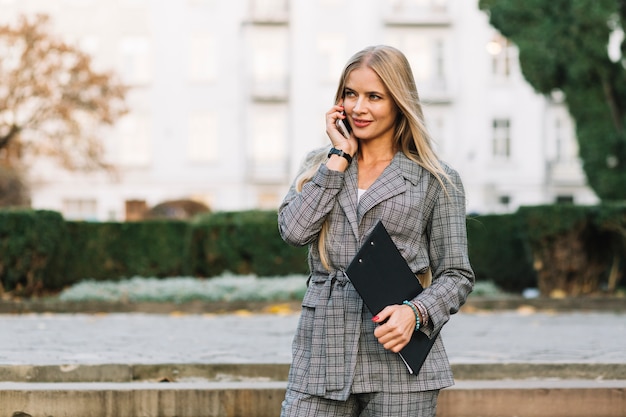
xmin=63 ymin=198 xmax=97 ymax=221
xmin=250 ymin=104 xmax=287 ymax=163
xmin=119 ymin=36 xmax=152 ymax=85
xmin=188 ymin=112 xmax=218 ymax=163
xmin=386 ymin=31 xmax=448 ymax=94
xmin=189 ymin=33 xmax=217 ymax=83
xmin=389 ymin=0 xmax=448 ymax=13
xmin=249 ymin=0 xmax=288 ymax=21
xmin=248 ymin=27 xmax=289 ymax=98
xmin=486 ymin=33 xmax=513 ymax=79
xmin=553 ymin=117 xmax=578 ymax=163
xmin=492 ymin=118 xmax=511 ymax=159
xmin=248 ymin=103 xmax=288 ymax=182
xmin=118 ymin=115 xmax=152 ymax=166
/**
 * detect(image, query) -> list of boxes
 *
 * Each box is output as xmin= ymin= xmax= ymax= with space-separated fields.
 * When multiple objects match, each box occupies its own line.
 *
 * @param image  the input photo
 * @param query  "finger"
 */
xmin=371 ymin=305 xmax=394 ymax=324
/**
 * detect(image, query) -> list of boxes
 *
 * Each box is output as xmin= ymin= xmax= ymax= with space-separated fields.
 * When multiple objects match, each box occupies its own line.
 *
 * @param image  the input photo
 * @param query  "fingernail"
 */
xmin=372 ymin=316 xmax=379 ymax=322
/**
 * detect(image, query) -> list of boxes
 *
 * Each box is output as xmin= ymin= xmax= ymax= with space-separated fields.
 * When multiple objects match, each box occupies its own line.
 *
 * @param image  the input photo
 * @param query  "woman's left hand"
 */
xmin=372 ymin=304 xmax=416 ymax=353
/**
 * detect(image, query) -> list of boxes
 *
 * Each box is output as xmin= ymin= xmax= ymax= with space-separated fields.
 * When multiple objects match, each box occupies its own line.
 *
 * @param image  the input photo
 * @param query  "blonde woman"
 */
xmin=278 ymin=45 xmax=474 ymax=417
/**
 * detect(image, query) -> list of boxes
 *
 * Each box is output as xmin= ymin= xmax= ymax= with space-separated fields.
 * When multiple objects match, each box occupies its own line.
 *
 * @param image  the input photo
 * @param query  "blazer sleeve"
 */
xmin=415 ymin=167 xmax=475 ymax=337
xmin=278 ymin=149 xmax=345 ymax=247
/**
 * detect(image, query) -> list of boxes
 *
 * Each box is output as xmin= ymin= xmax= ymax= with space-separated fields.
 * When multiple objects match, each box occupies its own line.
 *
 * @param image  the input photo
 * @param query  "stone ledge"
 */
xmin=1 ymin=362 xmax=625 ymax=383
xmin=0 ymin=379 xmax=624 ymax=417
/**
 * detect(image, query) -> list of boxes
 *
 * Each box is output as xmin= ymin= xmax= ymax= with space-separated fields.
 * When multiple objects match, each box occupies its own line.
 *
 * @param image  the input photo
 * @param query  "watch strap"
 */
xmin=328 ymin=147 xmax=353 ymax=164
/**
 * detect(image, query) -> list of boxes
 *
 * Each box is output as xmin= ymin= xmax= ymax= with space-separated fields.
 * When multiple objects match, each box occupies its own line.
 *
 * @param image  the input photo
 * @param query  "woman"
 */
xmin=278 ymin=45 xmax=474 ymax=417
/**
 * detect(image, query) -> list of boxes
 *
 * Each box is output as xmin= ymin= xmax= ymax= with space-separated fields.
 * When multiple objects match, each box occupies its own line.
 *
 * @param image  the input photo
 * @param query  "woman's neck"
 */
xmin=358 ymin=139 xmax=396 ymax=165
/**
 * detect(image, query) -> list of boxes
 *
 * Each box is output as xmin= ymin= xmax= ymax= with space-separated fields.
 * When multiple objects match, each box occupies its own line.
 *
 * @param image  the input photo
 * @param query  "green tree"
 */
xmin=479 ymin=0 xmax=626 ymax=200
xmin=0 ymin=14 xmax=127 ymax=174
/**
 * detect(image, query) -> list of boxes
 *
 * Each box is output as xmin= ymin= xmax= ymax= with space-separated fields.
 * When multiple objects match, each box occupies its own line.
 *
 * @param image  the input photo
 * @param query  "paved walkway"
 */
xmin=1 ymin=309 xmax=625 ymax=366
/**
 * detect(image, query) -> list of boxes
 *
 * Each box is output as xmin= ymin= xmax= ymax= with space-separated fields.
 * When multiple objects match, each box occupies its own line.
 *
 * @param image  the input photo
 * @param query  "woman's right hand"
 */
xmin=325 ymin=104 xmax=358 ymax=157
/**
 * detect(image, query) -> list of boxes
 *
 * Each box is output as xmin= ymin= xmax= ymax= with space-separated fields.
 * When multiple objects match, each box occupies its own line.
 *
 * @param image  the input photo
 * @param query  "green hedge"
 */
xmin=189 ymin=210 xmax=308 ymax=277
xmin=2 ymin=206 xmax=625 ymax=295
xmin=49 ymin=220 xmax=190 ymax=287
xmin=0 ymin=209 xmax=66 ymax=293
xmin=466 ymin=213 xmax=536 ymax=292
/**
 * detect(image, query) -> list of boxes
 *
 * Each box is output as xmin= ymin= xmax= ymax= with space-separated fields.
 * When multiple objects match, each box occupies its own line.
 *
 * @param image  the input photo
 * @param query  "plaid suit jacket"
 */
xmin=278 ymin=148 xmax=474 ymax=401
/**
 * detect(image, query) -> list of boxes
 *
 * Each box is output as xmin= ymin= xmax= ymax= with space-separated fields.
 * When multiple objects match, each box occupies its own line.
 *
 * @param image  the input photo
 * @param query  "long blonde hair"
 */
xmin=299 ymin=45 xmax=451 ymax=271
xmin=334 ymin=45 xmax=451 ymax=187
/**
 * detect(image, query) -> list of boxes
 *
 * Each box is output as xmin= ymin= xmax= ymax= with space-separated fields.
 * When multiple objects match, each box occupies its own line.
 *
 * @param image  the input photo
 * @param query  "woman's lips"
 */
xmin=353 ymin=119 xmax=372 ymax=128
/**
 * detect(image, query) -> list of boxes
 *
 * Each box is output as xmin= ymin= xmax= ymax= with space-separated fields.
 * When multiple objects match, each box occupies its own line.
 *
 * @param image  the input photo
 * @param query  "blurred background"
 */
xmin=4 ymin=0 xmax=620 ymax=222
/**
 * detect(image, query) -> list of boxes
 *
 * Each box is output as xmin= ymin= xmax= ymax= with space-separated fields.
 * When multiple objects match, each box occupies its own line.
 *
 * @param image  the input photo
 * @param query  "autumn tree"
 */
xmin=479 ymin=0 xmax=626 ymax=201
xmin=0 ymin=13 xmax=128 ymax=181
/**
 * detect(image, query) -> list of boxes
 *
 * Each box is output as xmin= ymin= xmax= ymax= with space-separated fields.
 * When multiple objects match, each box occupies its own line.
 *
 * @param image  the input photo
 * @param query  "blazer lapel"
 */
xmin=357 ymin=152 xmax=423 ymax=222
xmin=338 ymin=160 xmax=360 ymax=241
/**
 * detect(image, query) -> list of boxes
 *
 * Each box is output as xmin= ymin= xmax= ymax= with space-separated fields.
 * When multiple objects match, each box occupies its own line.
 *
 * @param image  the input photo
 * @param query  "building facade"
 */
xmin=0 ymin=0 xmax=598 ymax=220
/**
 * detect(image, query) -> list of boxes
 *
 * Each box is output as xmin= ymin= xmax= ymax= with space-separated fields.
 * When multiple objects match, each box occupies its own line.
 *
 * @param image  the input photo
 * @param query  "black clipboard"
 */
xmin=346 ymin=220 xmax=438 ymax=374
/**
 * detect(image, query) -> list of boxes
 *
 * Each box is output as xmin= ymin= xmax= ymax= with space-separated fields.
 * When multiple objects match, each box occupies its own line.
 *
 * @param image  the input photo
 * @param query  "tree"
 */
xmin=479 ymin=0 xmax=626 ymax=201
xmin=0 ymin=165 xmax=29 ymax=207
xmin=0 ymin=13 xmax=128 ymax=174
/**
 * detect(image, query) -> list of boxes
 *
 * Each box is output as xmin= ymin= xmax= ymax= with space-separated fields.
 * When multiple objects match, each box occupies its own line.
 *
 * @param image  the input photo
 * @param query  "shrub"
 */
xmin=466 ymin=214 xmax=536 ymax=292
xmin=189 ymin=210 xmax=309 ymax=277
xmin=0 ymin=209 xmax=66 ymax=294
xmin=46 ymin=220 xmax=190 ymax=288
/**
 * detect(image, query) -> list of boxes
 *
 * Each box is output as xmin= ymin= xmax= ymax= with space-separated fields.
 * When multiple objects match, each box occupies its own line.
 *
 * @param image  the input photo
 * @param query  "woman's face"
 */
xmin=343 ymin=66 xmax=398 ymax=143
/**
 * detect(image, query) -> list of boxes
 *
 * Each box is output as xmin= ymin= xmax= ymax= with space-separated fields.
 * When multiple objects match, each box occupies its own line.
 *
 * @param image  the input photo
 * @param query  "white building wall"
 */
xmin=1 ymin=0 xmax=598 ymax=221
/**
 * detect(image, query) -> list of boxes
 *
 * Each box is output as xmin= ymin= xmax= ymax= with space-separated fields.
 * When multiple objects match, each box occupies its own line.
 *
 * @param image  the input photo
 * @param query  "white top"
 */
xmin=358 ymin=188 xmax=367 ymax=202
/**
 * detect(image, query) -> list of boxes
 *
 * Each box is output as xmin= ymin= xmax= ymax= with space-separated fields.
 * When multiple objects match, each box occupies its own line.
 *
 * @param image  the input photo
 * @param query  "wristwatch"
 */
xmin=328 ymin=147 xmax=353 ymax=164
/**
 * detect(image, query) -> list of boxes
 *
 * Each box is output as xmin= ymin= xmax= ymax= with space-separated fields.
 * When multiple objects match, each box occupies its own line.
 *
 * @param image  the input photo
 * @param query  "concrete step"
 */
xmin=0 ymin=379 xmax=624 ymax=417
xmin=2 ymin=362 xmax=626 ymax=383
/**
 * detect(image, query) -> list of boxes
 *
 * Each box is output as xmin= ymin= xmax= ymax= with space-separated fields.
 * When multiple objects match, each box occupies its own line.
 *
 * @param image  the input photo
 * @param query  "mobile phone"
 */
xmin=336 ymin=113 xmax=352 ymax=138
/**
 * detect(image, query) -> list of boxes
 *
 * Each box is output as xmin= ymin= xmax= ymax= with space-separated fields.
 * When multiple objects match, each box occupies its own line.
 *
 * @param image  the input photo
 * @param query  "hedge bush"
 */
xmin=188 ymin=210 xmax=309 ymax=277
xmin=0 ymin=209 xmax=66 ymax=294
xmin=46 ymin=220 xmax=190 ymax=288
xmin=466 ymin=214 xmax=536 ymax=292
xmin=2 ymin=206 xmax=624 ymax=296
xmin=517 ymin=204 xmax=625 ymax=295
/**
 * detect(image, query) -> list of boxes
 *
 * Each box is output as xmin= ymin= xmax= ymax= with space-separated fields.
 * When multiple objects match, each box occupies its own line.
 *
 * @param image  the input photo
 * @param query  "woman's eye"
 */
xmin=344 ymin=90 xmax=355 ymax=98
xmin=370 ymin=94 xmax=381 ymax=100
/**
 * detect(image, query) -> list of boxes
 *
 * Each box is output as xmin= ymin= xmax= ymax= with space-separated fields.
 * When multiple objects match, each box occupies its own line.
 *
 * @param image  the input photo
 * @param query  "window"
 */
xmin=487 ymin=33 xmax=513 ymax=80
xmin=247 ymin=27 xmax=289 ymax=98
xmin=249 ymin=0 xmax=288 ymax=20
xmin=553 ymin=117 xmax=578 ymax=163
xmin=492 ymin=119 xmax=511 ymax=159
xmin=250 ymin=104 xmax=287 ymax=163
xmin=389 ymin=0 xmax=448 ymax=13
xmin=386 ymin=31 xmax=448 ymax=94
xmin=117 ymin=115 xmax=152 ymax=166
xmin=63 ymin=199 xmax=97 ymax=221
xmin=188 ymin=112 xmax=218 ymax=163
xmin=189 ymin=33 xmax=217 ymax=83
xmin=119 ymin=37 xmax=152 ymax=85
xmin=250 ymin=29 xmax=288 ymax=83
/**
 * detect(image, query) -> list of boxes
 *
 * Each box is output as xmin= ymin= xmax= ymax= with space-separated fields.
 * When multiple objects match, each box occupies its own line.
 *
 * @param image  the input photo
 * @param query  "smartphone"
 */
xmin=336 ymin=112 xmax=352 ymax=138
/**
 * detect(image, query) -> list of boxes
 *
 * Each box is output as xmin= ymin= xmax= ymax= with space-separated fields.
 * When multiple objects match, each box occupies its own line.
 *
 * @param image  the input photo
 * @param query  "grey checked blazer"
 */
xmin=278 ymin=148 xmax=475 ymax=401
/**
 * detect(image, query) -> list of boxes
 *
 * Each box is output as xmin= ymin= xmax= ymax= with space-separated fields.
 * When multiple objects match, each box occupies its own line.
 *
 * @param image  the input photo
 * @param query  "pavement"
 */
xmin=1 ymin=307 xmax=625 ymax=367
xmin=2 ymin=301 xmax=625 ymax=417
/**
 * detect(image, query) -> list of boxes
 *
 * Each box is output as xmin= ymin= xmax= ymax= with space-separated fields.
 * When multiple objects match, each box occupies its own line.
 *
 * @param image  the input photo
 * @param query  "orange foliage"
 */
xmin=0 ymin=14 xmax=128 ymax=171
